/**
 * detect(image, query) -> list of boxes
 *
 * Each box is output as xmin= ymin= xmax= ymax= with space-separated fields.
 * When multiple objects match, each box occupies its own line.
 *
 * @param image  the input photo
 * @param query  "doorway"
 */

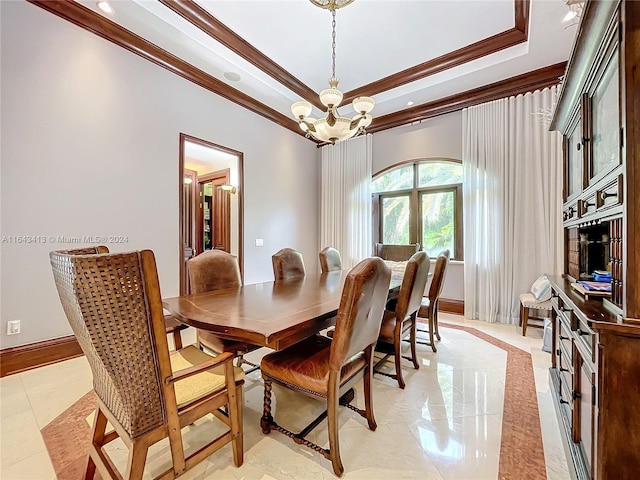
xmin=179 ymin=134 xmax=244 ymax=294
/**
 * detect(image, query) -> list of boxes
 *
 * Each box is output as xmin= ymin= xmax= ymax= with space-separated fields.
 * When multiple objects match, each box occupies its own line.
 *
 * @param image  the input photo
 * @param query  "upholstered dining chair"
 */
xmin=416 ymin=250 xmax=450 ymax=352
xmin=50 ymin=249 xmax=244 ymax=480
xmin=319 ymin=246 xmax=342 ymax=273
xmin=56 ymin=245 xmax=188 ymax=349
xmin=260 ymin=257 xmax=391 ymax=477
xmin=272 ymin=247 xmax=306 ymax=280
xmin=374 ymin=251 xmax=430 ymax=389
xmin=373 ymin=243 xmax=420 ymax=261
xmin=188 ymin=249 xmax=260 ymax=373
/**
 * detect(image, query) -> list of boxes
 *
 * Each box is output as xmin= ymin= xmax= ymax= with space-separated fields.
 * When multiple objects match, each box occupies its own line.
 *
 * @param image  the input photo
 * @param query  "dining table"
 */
xmin=163 ymin=267 xmax=404 ymax=351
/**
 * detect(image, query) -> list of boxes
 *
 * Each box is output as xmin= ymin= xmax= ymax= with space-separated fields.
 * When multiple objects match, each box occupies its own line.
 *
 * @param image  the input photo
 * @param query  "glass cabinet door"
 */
xmin=591 ymin=54 xmax=620 ymax=180
xmin=567 ymin=120 xmax=583 ymax=199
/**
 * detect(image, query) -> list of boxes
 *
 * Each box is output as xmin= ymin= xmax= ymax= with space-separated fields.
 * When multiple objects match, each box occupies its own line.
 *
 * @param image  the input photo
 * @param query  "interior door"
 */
xmin=197 ymin=169 xmax=231 ymax=254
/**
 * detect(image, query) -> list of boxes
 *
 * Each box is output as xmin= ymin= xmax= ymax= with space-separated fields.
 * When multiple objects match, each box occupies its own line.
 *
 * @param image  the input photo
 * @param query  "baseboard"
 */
xmin=438 ymin=298 xmax=464 ymax=315
xmin=0 ymin=335 xmax=83 ymax=377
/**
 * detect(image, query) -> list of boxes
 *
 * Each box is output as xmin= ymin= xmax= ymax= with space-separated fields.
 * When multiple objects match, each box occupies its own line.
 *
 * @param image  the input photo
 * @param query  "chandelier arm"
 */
xmin=327 ymin=109 xmax=337 ymax=127
xmin=349 ymin=115 xmax=364 ymax=130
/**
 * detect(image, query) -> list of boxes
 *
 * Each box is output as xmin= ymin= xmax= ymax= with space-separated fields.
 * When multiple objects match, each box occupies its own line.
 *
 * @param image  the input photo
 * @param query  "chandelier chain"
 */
xmin=331 ymin=8 xmax=336 ymax=79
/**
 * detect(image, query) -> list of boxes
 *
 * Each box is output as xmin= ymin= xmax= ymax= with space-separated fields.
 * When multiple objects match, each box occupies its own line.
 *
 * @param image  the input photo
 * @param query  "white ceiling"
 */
xmin=77 ymin=0 xmax=579 ymax=123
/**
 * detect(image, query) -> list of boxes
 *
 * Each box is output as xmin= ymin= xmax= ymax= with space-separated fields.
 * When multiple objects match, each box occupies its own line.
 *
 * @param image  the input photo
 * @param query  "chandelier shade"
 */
xmin=291 ymin=2 xmax=374 ymax=144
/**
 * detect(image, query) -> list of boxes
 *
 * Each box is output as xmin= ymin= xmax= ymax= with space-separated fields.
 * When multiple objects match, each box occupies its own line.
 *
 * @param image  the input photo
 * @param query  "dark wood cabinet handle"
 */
xmin=559 ymin=397 xmax=570 ymax=405
xmin=573 ymin=390 xmax=582 ymax=400
xmin=559 ymin=335 xmax=570 ymax=341
xmin=577 ymin=328 xmax=590 ymax=336
xmin=563 ymin=211 xmax=568 ymax=221
xmin=584 ymin=200 xmax=595 ymax=208
xmin=560 ymin=366 xmax=570 ymax=372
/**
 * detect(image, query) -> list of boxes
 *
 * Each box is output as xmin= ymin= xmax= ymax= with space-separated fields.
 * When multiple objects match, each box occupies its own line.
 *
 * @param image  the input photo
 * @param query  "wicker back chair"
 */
xmin=417 ymin=249 xmax=451 ymax=352
xmin=319 ymin=247 xmax=342 ymax=273
xmin=50 ymin=249 xmax=244 ymax=480
xmin=375 ymin=251 xmax=430 ymax=388
xmin=272 ymin=248 xmax=306 ymax=280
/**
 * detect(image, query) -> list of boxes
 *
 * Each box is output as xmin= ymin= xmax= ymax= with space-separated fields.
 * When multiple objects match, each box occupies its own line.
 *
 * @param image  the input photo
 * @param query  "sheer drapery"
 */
xmin=320 ymin=134 xmax=372 ymax=269
xmin=463 ymin=87 xmax=563 ymax=324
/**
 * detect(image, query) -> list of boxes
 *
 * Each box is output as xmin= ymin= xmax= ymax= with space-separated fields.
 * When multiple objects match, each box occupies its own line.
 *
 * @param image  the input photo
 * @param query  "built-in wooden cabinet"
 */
xmin=549 ymin=1 xmax=640 ymax=478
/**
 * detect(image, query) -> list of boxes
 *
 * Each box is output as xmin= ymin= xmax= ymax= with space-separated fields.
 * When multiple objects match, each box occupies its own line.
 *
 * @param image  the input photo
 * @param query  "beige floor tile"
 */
xmin=0 ymin=449 xmax=57 ymax=480
xmin=0 ymin=409 xmax=48 ymax=467
xmin=0 ymin=374 xmax=30 ymax=420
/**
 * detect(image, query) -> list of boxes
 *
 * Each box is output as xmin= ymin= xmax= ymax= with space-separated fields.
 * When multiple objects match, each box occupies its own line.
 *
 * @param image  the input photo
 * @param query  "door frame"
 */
xmin=179 ymin=133 xmax=244 ymax=294
xmin=197 ymin=168 xmax=230 ymax=255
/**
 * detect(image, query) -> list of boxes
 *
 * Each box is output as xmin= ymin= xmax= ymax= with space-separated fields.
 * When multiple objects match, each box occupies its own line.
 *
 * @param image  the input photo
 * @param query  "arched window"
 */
xmin=372 ymin=159 xmax=463 ymax=259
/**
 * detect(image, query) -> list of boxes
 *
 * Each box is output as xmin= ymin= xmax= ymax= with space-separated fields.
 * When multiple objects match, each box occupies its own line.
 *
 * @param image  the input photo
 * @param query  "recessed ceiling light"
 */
xmin=562 ymin=10 xmax=577 ymax=22
xmin=97 ymin=1 xmax=113 ymax=14
xmin=223 ymin=72 xmax=241 ymax=82
xmin=407 ymin=101 xmax=414 ymax=106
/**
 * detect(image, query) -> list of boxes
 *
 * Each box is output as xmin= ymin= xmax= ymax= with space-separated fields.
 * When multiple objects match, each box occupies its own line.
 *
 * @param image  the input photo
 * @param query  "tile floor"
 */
xmin=0 ymin=314 xmax=570 ymax=480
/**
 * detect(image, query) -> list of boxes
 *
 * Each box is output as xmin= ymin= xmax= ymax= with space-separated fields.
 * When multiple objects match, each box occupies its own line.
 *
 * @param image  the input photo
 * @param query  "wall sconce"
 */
xmin=183 ymin=175 xmax=193 ymax=184
xmin=220 ymin=184 xmax=237 ymax=194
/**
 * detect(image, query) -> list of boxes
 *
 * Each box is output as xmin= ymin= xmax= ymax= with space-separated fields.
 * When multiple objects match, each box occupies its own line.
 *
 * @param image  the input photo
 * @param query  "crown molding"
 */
xmin=28 ymin=0 xmax=551 ymax=140
xmin=367 ymin=62 xmax=567 ymax=134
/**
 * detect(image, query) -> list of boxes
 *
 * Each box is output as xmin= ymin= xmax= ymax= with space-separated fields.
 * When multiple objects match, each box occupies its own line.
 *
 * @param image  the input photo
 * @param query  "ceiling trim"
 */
xmin=367 ymin=62 xmax=567 ymax=134
xmin=26 ymin=0 xmax=559 ymax=142
xmin=158 ymin=0 xmax=531 ymax=108
xmin=26 ymin=0 xmax=303 ymax=137
xmin=342 ymin=0 xmax=531 ymax=103
xmin=158 ymin=0 xmax=325 ymax=111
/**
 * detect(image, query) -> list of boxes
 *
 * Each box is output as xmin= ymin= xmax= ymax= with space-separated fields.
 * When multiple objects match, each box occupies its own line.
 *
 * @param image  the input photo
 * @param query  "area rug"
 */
xmin=41 ymin=323 xmax=546 ymax=479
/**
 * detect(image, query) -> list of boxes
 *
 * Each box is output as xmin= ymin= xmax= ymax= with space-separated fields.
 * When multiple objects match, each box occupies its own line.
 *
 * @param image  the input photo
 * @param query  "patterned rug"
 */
xmin=40 ymin=323 xmax=546 ymax=479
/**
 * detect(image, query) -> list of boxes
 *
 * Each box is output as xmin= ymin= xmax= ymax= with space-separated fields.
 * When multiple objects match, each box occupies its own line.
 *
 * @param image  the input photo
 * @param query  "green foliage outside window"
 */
xmin=422 ymin=191 xmax=455 ymax=257
xmin=382 ymin=196 xmax=410 ymax=244
xmin=373 ymin=160 xmax=462 ymax=259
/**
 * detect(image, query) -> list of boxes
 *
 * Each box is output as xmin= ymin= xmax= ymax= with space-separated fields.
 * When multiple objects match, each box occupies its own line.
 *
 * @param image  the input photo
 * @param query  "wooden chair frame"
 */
xmin=50 ymin=249 xmax=244 ymax=480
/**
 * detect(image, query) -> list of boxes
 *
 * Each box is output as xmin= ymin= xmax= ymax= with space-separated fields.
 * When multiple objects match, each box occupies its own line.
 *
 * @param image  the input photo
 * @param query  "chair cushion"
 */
xmin=530 ymin=275 xmax=552 ymax=301
xmin=260 ymin=335 xmax=366 ymax=396
xmin=519 ymin=292 xmax=552 ymax=310
xmin=170 ymin=345 xmax=244 ymax=409
xmin=378 ymin=309 xmax=415 ymax=342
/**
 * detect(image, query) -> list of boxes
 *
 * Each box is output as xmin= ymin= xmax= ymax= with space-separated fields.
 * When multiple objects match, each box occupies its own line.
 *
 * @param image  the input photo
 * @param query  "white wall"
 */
xmin=372 ymin=112 xmax=464 ymax=301
xmin=0 ymin=1 xmax=319 ymax=348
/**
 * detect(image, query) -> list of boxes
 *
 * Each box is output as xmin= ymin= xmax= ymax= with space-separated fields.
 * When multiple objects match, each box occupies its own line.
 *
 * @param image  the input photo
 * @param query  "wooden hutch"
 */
xmin=548 ymin=1 xmax=640 ymax=478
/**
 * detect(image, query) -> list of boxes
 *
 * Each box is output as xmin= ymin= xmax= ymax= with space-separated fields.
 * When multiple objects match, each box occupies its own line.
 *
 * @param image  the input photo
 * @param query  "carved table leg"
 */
xmin=260 ymin=378 xmax=273 ymax=434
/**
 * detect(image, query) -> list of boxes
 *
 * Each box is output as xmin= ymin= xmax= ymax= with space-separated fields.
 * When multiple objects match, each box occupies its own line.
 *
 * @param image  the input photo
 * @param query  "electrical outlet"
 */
xmin=7 ymin=320 xmax=20 ymax=335
xmin=255 ymin=238 xmax=264 ymax=247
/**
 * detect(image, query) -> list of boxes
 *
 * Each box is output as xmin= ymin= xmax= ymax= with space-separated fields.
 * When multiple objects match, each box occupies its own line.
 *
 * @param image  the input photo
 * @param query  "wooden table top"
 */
xmin=163 ymin=269 xmax=402 ymax=350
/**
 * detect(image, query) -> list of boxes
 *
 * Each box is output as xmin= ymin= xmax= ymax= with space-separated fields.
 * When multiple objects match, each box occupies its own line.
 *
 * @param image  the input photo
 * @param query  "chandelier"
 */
xmin=291 ymin=0 xmax=374 ymax=144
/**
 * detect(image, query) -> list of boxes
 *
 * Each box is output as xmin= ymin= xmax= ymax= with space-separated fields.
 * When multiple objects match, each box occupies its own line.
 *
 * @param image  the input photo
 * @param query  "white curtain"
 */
xmin=463 ymin=86 xmax=563 ymax=323
xmin=320 ymin=134 xmax=373 ymax=269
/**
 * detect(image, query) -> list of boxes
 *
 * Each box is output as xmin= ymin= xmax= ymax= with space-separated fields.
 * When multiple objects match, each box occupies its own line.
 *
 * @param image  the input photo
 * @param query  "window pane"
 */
xmin=421 ymin=191 xmax=455 ymax=258
xmin=372 ymin=165 xmax=413 ymax=193
xmin=382 ymin=196 xmax=410 ymax=244
xmin=418 ymin=162 xmax=462 ymax=188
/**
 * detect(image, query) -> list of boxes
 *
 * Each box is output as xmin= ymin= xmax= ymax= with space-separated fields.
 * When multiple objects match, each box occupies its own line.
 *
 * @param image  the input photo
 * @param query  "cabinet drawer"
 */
xmin=563 ymin=202 xmax=579 ymax=222
xmin=597 ymin=174 xmax=623 ymax=210
xmin=575 ymin=317 xmax=595 ymax=360
xmin=580 ymin=193 xmax=597 ymax=217
xmin=558 ymin=317 xmax=573 ymax=358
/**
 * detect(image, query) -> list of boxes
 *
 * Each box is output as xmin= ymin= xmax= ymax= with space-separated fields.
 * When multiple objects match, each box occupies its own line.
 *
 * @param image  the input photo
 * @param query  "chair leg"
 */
xmin=230 ymin=383 xmax=244 ymax=467
xmin=260 ymin=379 xmax=274 ymax=434
xmin=85 ymin=407 xmax=108 ymax=480
xmin=409 ymin=317 xmax=420 ymax=369
xmin=124 ymin=440 xmax=149 ymax=480
xmin=393 ymin=332 xmax=406 ymax=389
xmin=327 ymin=380 xmax=344 ymax=477
xmin=433 ymin=307 xmax=441 ymax=341
xmin=363 ymin=346 xmax=377 ymax=431
xmin=172 ymin=330 xmax=183 ymax=350
xmin=521 ymin=305 xmax=530 ymax=336
xmin=428 ymin=308 xmax=437 ymax=353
